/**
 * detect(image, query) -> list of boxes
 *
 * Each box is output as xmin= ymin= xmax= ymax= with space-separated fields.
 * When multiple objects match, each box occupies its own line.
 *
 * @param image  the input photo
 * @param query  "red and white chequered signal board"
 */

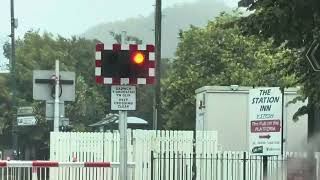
xmin=95 ymin=43 xmax=155 ymax=85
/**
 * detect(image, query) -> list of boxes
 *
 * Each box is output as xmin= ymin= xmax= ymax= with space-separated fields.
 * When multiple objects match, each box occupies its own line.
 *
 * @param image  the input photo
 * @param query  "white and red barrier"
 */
xmin=0 ymin=161 xmax=135 ymax=180
xmin=0 ymin=160 xmax=134 ymax=168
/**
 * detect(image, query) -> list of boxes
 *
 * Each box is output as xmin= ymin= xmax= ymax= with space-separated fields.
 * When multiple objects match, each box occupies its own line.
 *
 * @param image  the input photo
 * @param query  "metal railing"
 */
xmin=151 ymin=151 xmax=319 ymax=180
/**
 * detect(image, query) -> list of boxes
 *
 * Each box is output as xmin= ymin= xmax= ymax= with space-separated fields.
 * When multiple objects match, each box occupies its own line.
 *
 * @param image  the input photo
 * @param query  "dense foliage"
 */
xmin=0 ymin=32 xmax=109 ymax=148
xmin=161 ymin=13 xmax=296 ymax=129
xmin=238 ymin=0 xmax=320 ymax=134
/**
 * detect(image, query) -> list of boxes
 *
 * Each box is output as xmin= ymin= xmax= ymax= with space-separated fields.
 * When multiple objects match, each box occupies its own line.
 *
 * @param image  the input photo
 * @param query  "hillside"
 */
xmin=83 ymin=0 xmax=231 ymax=58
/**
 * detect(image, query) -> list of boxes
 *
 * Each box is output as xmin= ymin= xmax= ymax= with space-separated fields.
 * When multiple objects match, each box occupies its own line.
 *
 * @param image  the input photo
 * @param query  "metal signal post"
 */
xmin=119 ymin=110 xmax=128 ymax=180
xmin=95 ymin=32 xmax=155 ymax=180
xmin=119 ymin=31 xmax=128 ymax=180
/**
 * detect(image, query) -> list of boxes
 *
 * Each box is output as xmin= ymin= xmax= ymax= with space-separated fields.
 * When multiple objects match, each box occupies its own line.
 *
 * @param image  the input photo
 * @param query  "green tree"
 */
xmin=238 ymin=0 xmax=320 ymax=47
xmin=0 ymin=31 xmax=109 ymax=154
xmin=66 ymin=75 xmax=108 ymax=131
xmin=162 ymin=13 xmax=296 ymax=129
xmin=0 ymin=75 xmax=11 ymax=136
xmin=237 ymin=0 xmax=320 ymax=136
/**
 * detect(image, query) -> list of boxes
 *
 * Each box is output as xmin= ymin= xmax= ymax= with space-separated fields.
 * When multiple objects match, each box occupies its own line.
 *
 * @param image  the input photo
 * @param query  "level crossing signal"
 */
xmin=95 ymin=44 xmax=155 ymax=85
xmin=102 ymin=49 xmax=147 ymax=77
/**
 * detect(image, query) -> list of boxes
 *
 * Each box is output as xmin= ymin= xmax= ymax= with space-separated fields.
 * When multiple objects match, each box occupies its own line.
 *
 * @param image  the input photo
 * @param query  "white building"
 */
xmin=195 ymin=86 xmax=308 ymax=152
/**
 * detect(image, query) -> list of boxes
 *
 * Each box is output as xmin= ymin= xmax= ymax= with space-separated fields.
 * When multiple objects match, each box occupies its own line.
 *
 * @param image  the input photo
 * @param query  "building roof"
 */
xmin=89 ymin=114 xmax=148 ymax=127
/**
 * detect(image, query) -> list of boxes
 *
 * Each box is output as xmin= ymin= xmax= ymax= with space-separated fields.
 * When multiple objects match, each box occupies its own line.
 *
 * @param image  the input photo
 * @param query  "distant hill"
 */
xmin=83 ymin=0 xmax=231 ymax=58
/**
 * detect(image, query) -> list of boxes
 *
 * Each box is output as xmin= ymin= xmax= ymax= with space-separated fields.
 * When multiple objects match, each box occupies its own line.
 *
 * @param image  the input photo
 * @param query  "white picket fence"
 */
xmin=50 ymin=130 xmax=218 ymax=180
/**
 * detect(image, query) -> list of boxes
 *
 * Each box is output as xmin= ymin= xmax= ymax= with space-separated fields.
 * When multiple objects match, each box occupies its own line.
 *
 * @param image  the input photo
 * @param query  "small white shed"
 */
xmin=195 ymin=85 xmax=308 ymax=152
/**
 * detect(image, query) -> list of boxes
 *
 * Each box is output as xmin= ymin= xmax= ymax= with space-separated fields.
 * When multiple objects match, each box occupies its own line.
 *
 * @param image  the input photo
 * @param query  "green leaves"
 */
xmin=0 ymin=31 xmax=108 ymax=146
xmin=66 ymin=76 xmax=108 ymax=131
xmin=239 ymin=0 xmax=320 ymax=123
xmin=162 ymin=13 xmax=296 ymax=129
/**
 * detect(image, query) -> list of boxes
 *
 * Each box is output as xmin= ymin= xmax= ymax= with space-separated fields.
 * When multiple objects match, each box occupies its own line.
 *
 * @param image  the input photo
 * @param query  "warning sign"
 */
xmin=249 ymin=87 xmax=283 ymax=156
xmin=111 ymin=86 xmax=136 ymax=111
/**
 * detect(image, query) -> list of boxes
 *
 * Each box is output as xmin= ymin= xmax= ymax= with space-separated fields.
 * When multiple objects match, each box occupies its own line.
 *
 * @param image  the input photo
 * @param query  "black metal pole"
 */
xmin=281 ymin=88 xmax=285 ymax=155
xmin=153 ymin=0 xmax=162 ymax=130
xmin=151 ymin=151 xmax=154 ymax=180
xmin=263 ymin=156 xmax=268 ymax=180
xmin=243 ymin=152 xmax=247 ymax=180
xmin=192 ymin=131 xmax=196 ymax=180
xmin=10 ymin=0 xmax=18 ymax=160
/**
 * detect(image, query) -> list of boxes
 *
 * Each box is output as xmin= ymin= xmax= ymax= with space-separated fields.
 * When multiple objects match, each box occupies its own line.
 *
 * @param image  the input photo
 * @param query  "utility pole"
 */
xmin=10 ymin=0 xmax=18 ymax=159
xmin=153 ymin=0 xmax=162 ymax=130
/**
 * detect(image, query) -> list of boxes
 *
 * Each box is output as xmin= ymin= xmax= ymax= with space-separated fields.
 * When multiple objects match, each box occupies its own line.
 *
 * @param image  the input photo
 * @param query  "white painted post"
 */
xmin=54 ymin=60 xmax=60 ymax=132
xmin=119 ymin=30 xmax=128 ymax=180
xmin=32 ymin=167 xmax=38 ymax=180
xmin=119 ymin=110 xmax=128 ymax=180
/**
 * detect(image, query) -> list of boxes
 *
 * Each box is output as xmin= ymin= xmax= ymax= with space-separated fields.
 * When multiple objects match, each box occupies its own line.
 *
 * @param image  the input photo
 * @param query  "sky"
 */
xmin=0 ymin=0 xmax=238 ymax=71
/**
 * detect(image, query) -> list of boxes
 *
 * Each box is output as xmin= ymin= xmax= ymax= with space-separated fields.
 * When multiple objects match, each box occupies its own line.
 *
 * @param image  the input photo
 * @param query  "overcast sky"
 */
xmin=0 ymin=0 xmax=238 ymax=69
xmin=0 ymin=0 xmax=237 ymax=37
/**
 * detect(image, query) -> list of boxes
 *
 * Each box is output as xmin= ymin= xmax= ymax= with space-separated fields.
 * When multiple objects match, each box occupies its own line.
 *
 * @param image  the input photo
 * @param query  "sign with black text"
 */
xmin=111 ymin=86 xmax=136 ymax=111
xmin=249 ymin=87 xmax=282 ymax=156
xmin=17 ymin=116 xmax=37 ymax=126
xmin=17 ymin=107 xmax=34 ymax=116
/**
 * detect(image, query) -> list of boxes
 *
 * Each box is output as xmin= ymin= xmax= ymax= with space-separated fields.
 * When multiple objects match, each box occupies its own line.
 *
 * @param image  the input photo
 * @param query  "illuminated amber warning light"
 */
xmin=132 ymin=51 xmax=145 ymax=65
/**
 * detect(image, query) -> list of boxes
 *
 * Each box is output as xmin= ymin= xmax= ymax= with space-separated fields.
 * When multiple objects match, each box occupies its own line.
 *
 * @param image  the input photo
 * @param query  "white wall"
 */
xmin=284 ymin=90 xmax=308 ymax=151
xmin=195 ymin=86 xmax=308 ymax=152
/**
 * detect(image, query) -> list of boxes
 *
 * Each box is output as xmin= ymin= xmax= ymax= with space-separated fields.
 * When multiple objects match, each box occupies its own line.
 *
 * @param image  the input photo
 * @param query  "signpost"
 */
xmin=248 ymin=87 xmax=283 ymax=180
xmin=111 ymin=85 xmax=136 ymax=180
xmin=111 ymin=86 xmax=136 ymax=111
xmin=249 ymin=87 xmax=283 ymax=155
xmin=33 ymin=61 xmax=75 ymax=132
xmin=17 ymin=107 xmax=34 ymax=116
xmin=17 ymin=116 xmax=37 ymax=126
xmin=95 ymin=39 xmax=155 ymax=180
xmin=45 ymin=101 xmax=65 ymax=120
xmin=33 ymin=69 xmax=75 ymax=101
xmin=17 ymin=106 xmax=37 ymax=126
